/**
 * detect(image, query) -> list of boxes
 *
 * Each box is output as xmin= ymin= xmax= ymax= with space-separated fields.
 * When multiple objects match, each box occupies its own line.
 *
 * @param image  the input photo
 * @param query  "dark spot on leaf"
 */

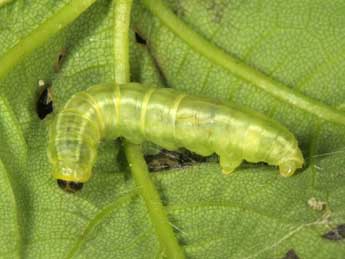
xmin=57 ymin=179 xmax=83 ymax=193
xmin=171 ymin=0 xmax=185 ymax=17
xmin=145 ymin=149 xmax=207 ymax=172
xmin=206 ymin=1 xmax=225 ymax=24
xmin=135 ymin=32 xmax=147 ymax=45
xmin=282 ymin=249 xmax=299 ymax=259
xmin=53 ymin=48 xmax=67 ymax=72
xmin=36 ymin=80 xmax=53 ymax=119
xmin=322 ymin=224 xmax=345 ymax=241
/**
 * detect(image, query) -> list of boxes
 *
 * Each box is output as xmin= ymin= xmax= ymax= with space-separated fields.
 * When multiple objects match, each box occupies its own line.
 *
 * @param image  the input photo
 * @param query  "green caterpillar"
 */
xmin=48 ymin=83 xmax=304 ymax=191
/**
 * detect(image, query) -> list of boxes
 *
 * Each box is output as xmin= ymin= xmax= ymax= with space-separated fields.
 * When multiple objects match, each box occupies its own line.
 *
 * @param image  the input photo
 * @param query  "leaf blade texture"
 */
xmin=0 ymin=0 xmax=344 ymax=258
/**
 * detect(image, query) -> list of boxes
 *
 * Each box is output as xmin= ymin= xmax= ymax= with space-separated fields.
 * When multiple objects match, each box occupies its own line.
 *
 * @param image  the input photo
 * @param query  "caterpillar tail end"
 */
xmin=279 ymin=160 xmax=303 ymax=177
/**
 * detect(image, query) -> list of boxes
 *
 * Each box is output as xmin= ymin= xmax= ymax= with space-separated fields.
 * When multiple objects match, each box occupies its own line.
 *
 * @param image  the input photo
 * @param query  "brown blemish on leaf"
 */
xmin=282 ymin=249 xmax=299 ymax=259
xmin=322 ymin=224 xmax=345 ymax=241
xmin=145 ymin=149 xmax=207 ymax=172
xmin=171 ymin=0 xmax=185 ymax=17
xmin=53 ymin=48 xmax=67 ymax=73
xmin=36 ymin=80 xmax=53 ymax=120
xmin=206 ymin=0 xmax=226 ymax=24
xmin=135 ymin=31 xmax=147 ymax=45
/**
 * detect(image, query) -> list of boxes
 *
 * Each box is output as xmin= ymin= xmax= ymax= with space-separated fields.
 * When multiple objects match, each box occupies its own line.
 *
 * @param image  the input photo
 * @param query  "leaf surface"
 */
xmin=0 ymin=0 xmax=344 ymax=258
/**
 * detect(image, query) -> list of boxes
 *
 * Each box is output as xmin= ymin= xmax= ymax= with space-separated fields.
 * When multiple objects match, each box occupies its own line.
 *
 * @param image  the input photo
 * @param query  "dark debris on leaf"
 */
xmin=322 ymin=224 xmax=345 ymax=241
xmin=282 ymin=249 xmax=299 ymax=259
xmin=145 ymin=148 xmax=207 ymax=172
xmin=135 ymin=32 xmax=147 ymax=45
xmin=36 ymin=80 xmax=53 ymax=120
xmin=53 ymin=48 xmax=67 ymax=73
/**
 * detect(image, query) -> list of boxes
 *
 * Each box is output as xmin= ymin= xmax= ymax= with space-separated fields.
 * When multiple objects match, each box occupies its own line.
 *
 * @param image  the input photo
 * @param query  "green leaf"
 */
xmin=0 ymin=95 xmax=27 ymax=171
xmin=0 ymin=0 xmax=345 ymax=258
xmin=0 ymin=159 xmax=21 ymax=258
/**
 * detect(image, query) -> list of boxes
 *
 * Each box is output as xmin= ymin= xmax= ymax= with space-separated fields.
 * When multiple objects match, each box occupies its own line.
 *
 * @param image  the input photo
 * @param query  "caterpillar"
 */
xmin=48 ymin=83 xmax=304 ymax=192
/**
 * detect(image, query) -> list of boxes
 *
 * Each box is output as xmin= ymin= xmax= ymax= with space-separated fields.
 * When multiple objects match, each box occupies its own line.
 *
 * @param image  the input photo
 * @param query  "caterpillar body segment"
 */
xmin=48 ymin=83 xmax=304 ymax=184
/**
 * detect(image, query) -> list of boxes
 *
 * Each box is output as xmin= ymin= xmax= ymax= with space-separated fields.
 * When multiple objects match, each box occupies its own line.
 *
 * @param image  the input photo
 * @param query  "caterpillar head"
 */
xmin=50 ymin=161 xmax=92 ymax=192
xmin=48 ymin=124 xmax=96 ymax=192
xmin=57 ymin=179 xmax=83 ymax=193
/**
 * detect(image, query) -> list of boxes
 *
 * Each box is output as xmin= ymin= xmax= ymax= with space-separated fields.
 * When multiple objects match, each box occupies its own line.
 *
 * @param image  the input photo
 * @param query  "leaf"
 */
xmin=134 ymin=0 xmax=345 ymax=153
xmin=0 ymin=0 xmax=345 ymax=258
xmin=0 ymin=159 xmax=21 ymax=258
xmin=0 ymin=95 xmax=27 ymax=171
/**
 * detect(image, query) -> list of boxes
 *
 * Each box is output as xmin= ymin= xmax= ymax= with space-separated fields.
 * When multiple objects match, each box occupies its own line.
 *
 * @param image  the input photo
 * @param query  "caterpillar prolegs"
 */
xmin=48 ymin=83 xmax=304 ymax=191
